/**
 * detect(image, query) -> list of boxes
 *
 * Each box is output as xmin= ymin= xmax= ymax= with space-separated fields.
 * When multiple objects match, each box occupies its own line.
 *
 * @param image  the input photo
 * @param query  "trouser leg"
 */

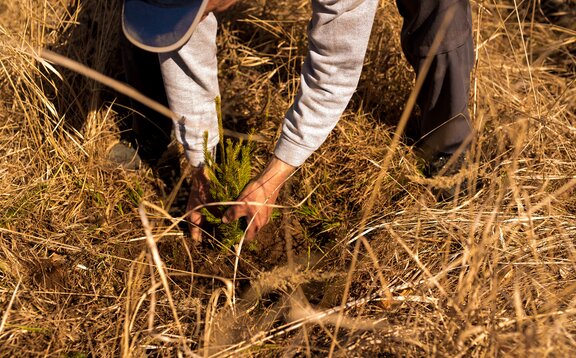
xmin=120 ymin=35 xmax=172 ymax=162
xmin=396 ymin=0 xmax=474 ymax=156
xmin=158 ymin=13 xmax=220 ymax=167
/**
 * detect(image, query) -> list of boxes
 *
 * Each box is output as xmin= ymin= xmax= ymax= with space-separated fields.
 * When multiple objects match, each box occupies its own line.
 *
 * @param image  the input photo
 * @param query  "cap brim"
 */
xmin=122 ymin=0 xmax=209 ymax=53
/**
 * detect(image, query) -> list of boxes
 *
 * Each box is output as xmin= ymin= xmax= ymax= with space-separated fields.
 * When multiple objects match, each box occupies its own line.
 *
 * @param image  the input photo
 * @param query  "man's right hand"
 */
xmin=204 ymin=0 xmax=238 ymax=14
xmin=187 ymin=166 xmax=211 ymax=243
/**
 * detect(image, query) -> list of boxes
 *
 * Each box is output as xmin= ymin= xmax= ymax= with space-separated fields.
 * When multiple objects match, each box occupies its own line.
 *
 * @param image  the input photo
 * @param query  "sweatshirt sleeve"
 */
xmin=158 ymin=13 xmax=220 ymax=167
xmin=274 ymin=0 xmax=378 ymax=167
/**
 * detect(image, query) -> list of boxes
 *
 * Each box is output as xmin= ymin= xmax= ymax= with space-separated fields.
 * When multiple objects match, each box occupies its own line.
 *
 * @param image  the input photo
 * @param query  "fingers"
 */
xmin=221 ymin=202 xmax=258 ymax=241
xmin=222 ymin=203 xmax=248 ymax=224
xmin=187 ymin=197 xmax=204 ymax=244
xmin=238 ymin=207 xmax=265 ymax=242
xmin=189 ymin=208 xmax=203 ymax=243
xmin=190 ymin=206 xmax=203 ymax=225
xmin=187 ymin=166 xmax=211 ymax=243
xmin=223 ymin=201 xmax=270 ymax=241
xmin=190 ymin=224 xmax=202 ymax=243
xmin=244 ymin=221 xmax=258 ymax=241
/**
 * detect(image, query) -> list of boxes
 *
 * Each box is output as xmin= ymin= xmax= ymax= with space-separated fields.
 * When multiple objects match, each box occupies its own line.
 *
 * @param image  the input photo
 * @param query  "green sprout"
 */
xmin=201 ymin=97 xmax=254 ymax=250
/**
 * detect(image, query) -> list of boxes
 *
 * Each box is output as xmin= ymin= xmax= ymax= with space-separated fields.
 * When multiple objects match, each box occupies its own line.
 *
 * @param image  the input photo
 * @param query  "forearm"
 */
xmin=274 ymin=0 xmax=379 ymax=167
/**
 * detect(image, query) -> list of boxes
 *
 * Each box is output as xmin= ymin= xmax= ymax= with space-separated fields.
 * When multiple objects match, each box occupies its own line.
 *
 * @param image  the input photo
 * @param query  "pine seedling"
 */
xmin=201 ymin=97 xmax=254 ymax=250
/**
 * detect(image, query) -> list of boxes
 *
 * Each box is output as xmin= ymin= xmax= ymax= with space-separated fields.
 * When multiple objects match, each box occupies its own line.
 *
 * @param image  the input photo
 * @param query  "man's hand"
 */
xmin=222 ymin=156 xmax=296 ymax=241
xmin=204 ymin=0 xmax=238 ymax=14
xmin=187 ymin=166 xmax=211 ymax=243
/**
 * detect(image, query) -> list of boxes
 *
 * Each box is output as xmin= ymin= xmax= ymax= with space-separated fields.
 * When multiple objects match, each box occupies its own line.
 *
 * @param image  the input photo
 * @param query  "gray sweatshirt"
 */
xmin=159 ymin=0 xmax=378 ymax=167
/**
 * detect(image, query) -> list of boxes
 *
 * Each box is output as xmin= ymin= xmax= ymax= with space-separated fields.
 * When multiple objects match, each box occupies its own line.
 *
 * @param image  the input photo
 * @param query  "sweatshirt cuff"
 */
xmin=184 ymin=145 xmax=217 ymax=167
xmin=184 ymin=149 xmax=206 ymax=167
xmin=274 ymin=134 xmax=314 ymax=167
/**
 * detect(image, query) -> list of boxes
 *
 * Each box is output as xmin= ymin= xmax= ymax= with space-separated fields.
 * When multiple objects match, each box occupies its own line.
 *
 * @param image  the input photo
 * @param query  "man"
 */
xmin=122 ymin=0 xmax=474 ymax=242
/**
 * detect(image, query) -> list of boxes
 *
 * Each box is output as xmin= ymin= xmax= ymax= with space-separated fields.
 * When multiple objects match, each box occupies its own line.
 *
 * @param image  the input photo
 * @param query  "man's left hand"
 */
xmin=222 ymin=156 xmax=295 ymax=241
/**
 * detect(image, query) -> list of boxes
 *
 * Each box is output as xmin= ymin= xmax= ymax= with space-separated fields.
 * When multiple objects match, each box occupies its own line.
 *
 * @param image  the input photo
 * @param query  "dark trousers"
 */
xmin=120 ymin=36 xmax=172 ymax=163
xmin=397 ymin=0 xmax=474 ymax=157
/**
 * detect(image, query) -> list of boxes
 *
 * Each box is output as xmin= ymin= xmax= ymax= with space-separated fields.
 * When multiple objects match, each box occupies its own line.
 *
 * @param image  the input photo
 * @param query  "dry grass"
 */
xmin=1 ymin=0 xmax=575 ymax=356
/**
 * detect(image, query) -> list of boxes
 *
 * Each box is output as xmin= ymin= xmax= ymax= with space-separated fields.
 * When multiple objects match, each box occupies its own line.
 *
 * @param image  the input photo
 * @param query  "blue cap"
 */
xmin=122 ymin=0 xmax=209 ymax=53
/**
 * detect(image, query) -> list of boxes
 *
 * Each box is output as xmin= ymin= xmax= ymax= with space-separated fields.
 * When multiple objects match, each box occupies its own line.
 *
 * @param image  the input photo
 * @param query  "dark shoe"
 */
xmin=107 ymin=142 xmax=142 ymax=170
xmin=418 ymin=150 xmax=469 ymax=201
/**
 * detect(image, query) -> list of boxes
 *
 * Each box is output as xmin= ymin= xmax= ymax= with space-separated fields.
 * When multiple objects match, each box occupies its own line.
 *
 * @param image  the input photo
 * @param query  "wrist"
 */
xmin=263 ymin=156 xmax=296 ymax=179
xmin=189 ymin=165 xmax=210 ymax=183
xmin=255 ymin=156 xmax=296 ymax=193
